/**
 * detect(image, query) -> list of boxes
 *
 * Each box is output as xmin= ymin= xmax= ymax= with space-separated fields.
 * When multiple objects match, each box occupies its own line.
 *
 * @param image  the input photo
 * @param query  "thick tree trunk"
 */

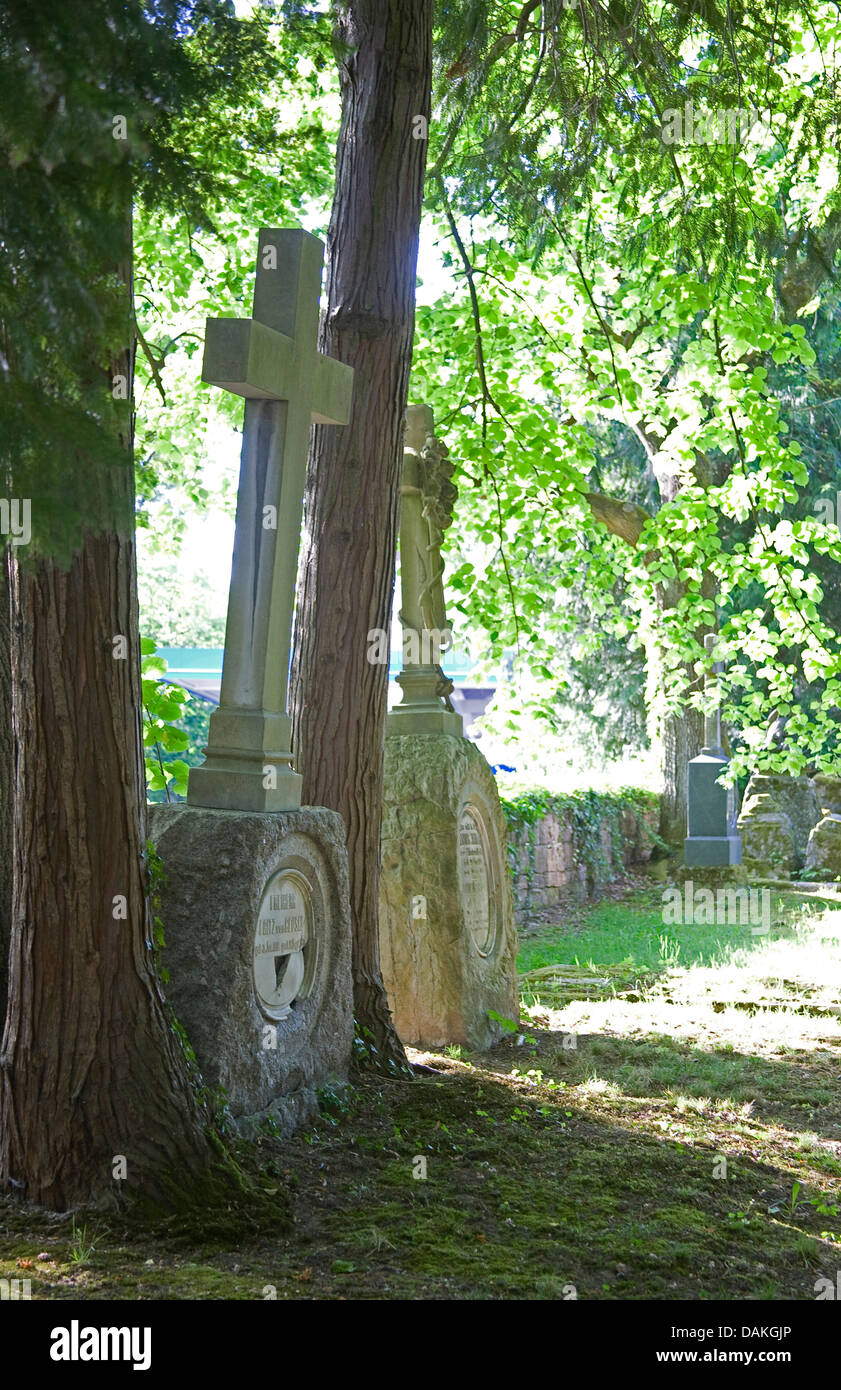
xmin=290 ymin=0 xmax=433 ymax=1071
xmin=0 ymin=550 xmax=10 ymax=1024
xmin=650 ymin=563 xmax=716 ymax=848
xmin=0 ymin=202 xmax=213 ymax=1209
xmin=1 ymin=536 xmax=211 ymax=1209
xmin=585 ymin=487 xmax=709 ymax=845
xmin=658 ymin=674 xmax=705 ymax=847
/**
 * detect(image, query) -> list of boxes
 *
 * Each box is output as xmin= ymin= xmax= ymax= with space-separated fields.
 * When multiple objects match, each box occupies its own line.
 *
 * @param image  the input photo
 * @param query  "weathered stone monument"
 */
xmin=150 ymin=229 xmax=354 ymax=1135
xmin=805 ymin=774 xmax=841 ymax=878
xmin=813 ymin=774 xmax=841 ymax=816
xmin=386 ymin=409 xmax=462 ymax=737
xmin=684 ymin=633 xmax=742 ymax=869
xmin=805 ymin=812 xmax=841 ymax=877
xmin=738 ymin=773 xmax=821 ymax=876
xmin=379 ymin=406 xmax=518 ymax=1050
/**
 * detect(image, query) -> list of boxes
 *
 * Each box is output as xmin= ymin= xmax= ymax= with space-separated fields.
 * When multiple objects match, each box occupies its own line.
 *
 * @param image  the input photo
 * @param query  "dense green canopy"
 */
xmin=5 ymin=0 xmax=841 ymax=778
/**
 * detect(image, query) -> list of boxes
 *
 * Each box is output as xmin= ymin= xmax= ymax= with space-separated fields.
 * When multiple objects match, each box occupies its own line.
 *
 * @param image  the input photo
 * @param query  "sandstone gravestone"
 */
xmin=149 ymin=804 xmax=351 ymax=1135
xmin=387 ymin=405 xmax=461 ymax=736
xmin=379 ymin=407 xmax=518 ymax=1050
xmin=805 ymin=813 xmax=841 ymax=878
xmin=150 ymin=230 xmax=353 ymax=1135
xmin=813 ymin=774 xmax=841 ymax=816
xmin=736 ymin=794 xmax=795 ymax=877
xmin=738 ymin=773 xmax=820 ymax=874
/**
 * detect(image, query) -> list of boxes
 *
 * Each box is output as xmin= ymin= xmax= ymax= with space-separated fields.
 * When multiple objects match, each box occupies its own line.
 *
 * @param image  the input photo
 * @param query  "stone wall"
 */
xmin=501 ymin=790 xmax=661 ymax=921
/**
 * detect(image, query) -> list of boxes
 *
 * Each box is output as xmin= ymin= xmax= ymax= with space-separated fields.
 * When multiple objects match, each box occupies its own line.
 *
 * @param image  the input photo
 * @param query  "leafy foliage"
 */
xmin=141 ymin=637 xmax=190 ymax=799
xmin=501 ymin=785 xmax=663 ymax=894
xmin=0 ymin=1 xmax=285 ymax=556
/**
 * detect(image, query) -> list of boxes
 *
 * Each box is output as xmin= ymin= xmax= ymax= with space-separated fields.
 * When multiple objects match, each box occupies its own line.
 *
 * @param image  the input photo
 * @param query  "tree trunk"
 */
xmin=0 ymin=549 xmax=10 ymax=1025
xmin=0 ymin=212 xmax=213 ymax=1210
xmin=290 ymin=0 xmax=433 ymax=1071
xmin=650 ymin=560 xmax=716 ymax=848
xmin=1 ymin=537 xmax=212 ymax=1209
xmin=658 ymin=675 xmax=705 ymax=847
xmin=585 ymin=486 xmax=710 ymax=845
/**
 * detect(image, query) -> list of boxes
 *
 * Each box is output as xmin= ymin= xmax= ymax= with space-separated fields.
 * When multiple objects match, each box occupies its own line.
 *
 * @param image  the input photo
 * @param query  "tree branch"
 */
xmin=583 ymin=491 xmax=651 ymax=546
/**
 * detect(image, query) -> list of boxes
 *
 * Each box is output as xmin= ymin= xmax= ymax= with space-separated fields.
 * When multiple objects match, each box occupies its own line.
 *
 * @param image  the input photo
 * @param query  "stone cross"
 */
xmin=387 ymin=404 xmax=463 ymax=737
xmin=684 ymin=631 xmax=741 ymax=867
xmin=702 ymin=631 xmax=724 ymax=753
xmin=188 ymin=229 xmax=353 ymax=812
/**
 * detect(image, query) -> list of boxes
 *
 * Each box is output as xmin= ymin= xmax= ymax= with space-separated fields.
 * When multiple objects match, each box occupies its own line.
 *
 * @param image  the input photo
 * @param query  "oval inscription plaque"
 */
xmin=253 ymin=870 xmax=312 ymax=1020
xmin=457 ymin=805 xmax=494 ymax=956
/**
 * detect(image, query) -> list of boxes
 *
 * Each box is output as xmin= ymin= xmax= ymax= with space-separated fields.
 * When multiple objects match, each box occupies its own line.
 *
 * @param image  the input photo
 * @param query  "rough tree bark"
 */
xmin=0 ymin=221 xmax=213 ymax=1210
xmin=0 ymin=550 xmax=10 ymax=1023
xmin=2 ymin=538 xmax=213 ymax=1209
xmin=290 ymin=0 xmax=433 ymax=1069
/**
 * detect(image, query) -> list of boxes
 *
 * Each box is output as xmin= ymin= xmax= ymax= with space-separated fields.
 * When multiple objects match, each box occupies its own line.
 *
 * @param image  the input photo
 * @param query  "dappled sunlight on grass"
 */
xmin=1 ymin=888 xmax=839 ymax=1301
xmin=517 ymin=887 xmax=828 ymax=978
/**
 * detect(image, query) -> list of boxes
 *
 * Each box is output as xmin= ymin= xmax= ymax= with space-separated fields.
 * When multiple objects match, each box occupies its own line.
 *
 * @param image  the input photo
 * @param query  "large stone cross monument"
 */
xmin=379 ymin=406 xmax=518 ymax=1050
xmin=149 ymin=230 xmax=354 ymax=1137
xmin=189 ymin=229 xmax=352 ymax=812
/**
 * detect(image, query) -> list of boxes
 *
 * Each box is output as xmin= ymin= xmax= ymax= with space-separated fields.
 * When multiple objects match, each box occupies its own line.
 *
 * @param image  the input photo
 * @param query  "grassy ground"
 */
xmin=2 ymin=885 xmax=840 ymax=1300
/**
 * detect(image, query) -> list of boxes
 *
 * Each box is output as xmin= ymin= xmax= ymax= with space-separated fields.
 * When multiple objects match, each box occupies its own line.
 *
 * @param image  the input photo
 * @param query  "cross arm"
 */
xmin=311 ymin=355 xmax=353 ymax=425
xmin=202 ymin=318 xmax=295 ymax=399
xmin=202 ymin=317 xmax=353 ymax=424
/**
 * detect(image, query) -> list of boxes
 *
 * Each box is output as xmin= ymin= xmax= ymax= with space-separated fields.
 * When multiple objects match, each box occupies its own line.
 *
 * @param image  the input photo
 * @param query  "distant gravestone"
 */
xmin=379 ymin=407 xmax=518 ymax=1050
xmin=683 ymin=634 xmax=742 ymax=869
xmin=150 ymin=230 xmax=353 ymax=1136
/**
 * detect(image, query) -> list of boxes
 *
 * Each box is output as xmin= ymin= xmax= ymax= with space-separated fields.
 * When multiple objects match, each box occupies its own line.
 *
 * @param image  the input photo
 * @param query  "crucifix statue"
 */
xmin=387 ymin=404 xmax=463 ymax=737
xmin=188 ymin=228 xmax=353 ymax=811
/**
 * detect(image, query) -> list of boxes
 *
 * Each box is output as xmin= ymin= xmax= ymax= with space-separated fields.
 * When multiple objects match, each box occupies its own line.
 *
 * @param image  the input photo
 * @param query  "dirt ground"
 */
xmin=2 ymin=889 xmax=840 ymax=1301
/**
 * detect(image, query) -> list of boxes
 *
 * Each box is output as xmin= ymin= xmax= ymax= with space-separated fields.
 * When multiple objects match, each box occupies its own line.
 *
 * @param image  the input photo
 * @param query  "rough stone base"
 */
xmin=739 ymin=774 xmax=820 ymax=869
xmin=675 ymin=863 xmax=748 ymax=888
xmin=148 ymin=803 xmax=352 ymax=1137
xmin=379 ymin=734 xmax=518 ymax=1050
xmin=805 ymin=813 xmax=841 ymax=879
xmin=814 ymin=775 xmax=841 ymax=816
xmin=737 ymin=793 xmax=796 ymax=878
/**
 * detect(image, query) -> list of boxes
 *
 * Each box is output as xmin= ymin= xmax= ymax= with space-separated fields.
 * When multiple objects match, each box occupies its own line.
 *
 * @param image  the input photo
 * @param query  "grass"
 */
xmin=1 ymin=886 xmax=839 ymax=1300
xmin=517 ymin=885 xmax=828 ymax=975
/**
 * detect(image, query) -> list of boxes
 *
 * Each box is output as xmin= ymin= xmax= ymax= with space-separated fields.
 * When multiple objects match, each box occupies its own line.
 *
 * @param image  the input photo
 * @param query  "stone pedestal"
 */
xmin=148 ymin=804 xmax=352 ymax=1137
xmin=379 ymin=734 xmax=518 ymax=1050
xmin=684 ymin=750 xmax=742 ymax=867
xmin=674 ymin=863 xmax=748 ymax=888
xmin=387 ymin=668 xmax=464 ymax=736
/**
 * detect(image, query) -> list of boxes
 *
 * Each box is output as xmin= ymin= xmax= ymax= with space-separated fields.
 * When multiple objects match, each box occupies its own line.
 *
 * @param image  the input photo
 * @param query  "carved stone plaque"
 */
xmin=457 ymin=805 xmax=493 ymax=955
xmin=253 ymin=870 xmax=311 ymax=1020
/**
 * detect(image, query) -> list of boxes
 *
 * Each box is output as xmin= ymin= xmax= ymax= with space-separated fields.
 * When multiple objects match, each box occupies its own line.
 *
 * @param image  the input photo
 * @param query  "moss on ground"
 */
xmin=1 ymin=891 xmax=839 ymax=1300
